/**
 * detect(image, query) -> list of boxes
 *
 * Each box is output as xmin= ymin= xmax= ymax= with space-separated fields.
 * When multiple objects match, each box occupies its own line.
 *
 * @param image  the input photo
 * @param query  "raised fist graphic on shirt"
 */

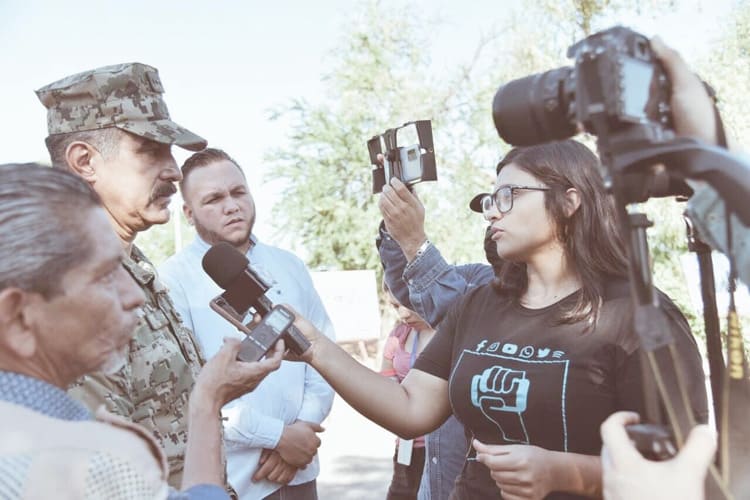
xmin=471 ymin=365 xmax=530 ymax=443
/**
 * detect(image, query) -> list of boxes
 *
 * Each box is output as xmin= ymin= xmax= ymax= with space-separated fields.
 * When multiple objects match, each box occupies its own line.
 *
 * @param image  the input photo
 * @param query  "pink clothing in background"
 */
xmin=383 ymin=322 xmax=425 ymax=448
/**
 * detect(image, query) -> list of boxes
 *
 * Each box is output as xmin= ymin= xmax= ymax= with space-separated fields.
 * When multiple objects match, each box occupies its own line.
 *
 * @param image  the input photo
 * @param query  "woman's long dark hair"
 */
xmin=491 ymin=140 xmax=628 ymax=327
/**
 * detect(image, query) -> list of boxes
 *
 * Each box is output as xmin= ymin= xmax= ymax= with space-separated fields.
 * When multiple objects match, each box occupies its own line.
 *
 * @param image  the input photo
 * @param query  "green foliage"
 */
xmin=697 ymin=0 xmax=750 ymax=147
xmin=261 ymin=0 xmax=747 ymax=336
xmin=264 ymin=100 xmax=382 ymax=271
xmin=263 ymin=0 xmax=659 ymax=266
xmin=641 ymin=198 xmax=704 ymax=336
xmin=264 ymin=0 xmax=494 ymax=274
xmin=262 ymin=0 xmax=658 ymax=275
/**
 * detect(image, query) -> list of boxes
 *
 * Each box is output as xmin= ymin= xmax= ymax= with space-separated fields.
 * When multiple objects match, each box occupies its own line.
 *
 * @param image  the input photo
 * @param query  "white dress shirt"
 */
xmin=160 ymin=235 xmax=335 ymax=499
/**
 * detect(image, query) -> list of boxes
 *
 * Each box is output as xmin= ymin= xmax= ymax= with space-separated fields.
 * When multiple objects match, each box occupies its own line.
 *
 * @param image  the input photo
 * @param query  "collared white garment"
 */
xmin=159 ymin=235 xmax=335 ymax=499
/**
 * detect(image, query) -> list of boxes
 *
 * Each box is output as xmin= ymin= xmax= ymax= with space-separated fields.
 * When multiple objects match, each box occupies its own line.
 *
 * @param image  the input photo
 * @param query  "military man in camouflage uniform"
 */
xmin=35 ymin=63 xmax=222 ymax=491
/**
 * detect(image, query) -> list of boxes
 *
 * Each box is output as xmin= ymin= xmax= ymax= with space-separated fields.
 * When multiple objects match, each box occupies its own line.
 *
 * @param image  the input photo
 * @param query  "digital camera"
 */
xmin=492 ymin=26 xmax=673 ymax=148
xmin=368 ymin=120 xmax=437 ymax=193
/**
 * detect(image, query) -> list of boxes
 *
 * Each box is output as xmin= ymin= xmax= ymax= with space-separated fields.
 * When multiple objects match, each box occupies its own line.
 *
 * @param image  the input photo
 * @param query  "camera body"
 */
xmin=208 ymin=262 xmax=310 ymax=362
xmin=625 ymin=423 xmax=677 ymax=461
xmin=493 ymin=26 xmax=673 ymax=149
xmin=368 ymin=119 xmax=437 ymax=193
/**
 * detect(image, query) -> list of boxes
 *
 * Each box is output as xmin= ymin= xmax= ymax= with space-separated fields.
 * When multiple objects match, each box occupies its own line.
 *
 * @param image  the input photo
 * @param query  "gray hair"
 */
xmin=44 ymin=127 xmax=123 ymax=169
xmin=0 ymin=163 xmax=103 ymax=298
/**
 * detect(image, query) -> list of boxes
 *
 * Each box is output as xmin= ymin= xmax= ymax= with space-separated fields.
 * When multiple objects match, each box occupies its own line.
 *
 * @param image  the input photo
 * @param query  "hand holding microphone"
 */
xmin=201 ymin=242 xmax=312 ymax=361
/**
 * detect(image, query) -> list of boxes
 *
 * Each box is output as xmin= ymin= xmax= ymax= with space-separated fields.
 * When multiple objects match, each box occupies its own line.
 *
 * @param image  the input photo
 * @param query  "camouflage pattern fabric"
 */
xmin=68 ymin=245 xmax=205 ymax=489
xmin=35 ymin=62 xmax=206 ymax=152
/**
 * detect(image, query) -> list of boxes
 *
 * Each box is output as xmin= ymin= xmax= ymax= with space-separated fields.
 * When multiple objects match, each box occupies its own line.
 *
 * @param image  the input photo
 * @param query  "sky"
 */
xmin=0 ymin=0 xmax=738 ymax=240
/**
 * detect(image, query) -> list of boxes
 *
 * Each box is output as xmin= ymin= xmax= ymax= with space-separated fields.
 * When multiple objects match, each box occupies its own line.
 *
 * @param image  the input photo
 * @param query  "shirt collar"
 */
xmin=0 ymin=370 xmax=90 ymax=421
xmin=193 ymin=234 xmax=257 ymax=256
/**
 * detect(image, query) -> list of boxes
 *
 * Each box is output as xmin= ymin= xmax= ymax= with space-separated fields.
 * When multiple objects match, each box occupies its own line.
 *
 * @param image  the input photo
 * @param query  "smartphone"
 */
xmin=235 ymin=305 xmax=296 ymax=362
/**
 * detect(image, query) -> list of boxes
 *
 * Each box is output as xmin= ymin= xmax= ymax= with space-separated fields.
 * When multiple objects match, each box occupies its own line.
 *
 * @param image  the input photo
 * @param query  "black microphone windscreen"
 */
xmin=202 ymin=242 xmax=249 ymax=289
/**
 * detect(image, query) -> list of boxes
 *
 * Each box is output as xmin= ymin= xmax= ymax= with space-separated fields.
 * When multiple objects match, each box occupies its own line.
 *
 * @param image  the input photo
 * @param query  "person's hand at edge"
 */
xmin=601 ymin=411 xmax=716 ymax=500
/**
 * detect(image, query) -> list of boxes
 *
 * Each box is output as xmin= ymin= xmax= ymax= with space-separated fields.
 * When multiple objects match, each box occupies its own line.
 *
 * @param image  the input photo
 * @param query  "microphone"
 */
xmin=201 ymin=242 xmax=311 ymax=361
xmin=202 ymin=241 xmax=248 ymax=288
xmin=203 ymin=242 xmax=270 ymax=318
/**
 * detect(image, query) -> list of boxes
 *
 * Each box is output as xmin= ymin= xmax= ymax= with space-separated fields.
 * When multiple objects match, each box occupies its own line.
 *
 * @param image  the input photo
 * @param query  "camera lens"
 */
xmin=492 ymin=66 xmax=577 ymax=146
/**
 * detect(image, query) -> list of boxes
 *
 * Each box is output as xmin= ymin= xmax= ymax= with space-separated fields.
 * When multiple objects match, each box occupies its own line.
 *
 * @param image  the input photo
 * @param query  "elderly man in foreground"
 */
xmin=0 ymin=163 xmax=282 ymax=499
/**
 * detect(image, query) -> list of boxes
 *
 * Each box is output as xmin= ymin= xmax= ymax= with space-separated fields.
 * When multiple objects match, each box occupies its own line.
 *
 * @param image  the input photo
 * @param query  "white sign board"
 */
xmin=310 ymin=270 xmax=381 ymax=343
xmin=680 ymin=252 xmax=750 ymax=315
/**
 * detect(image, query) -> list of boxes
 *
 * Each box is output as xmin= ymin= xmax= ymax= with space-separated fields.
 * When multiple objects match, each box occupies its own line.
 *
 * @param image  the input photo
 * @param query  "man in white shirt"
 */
xmin=160 ymin=148 xmax=335 ymax=500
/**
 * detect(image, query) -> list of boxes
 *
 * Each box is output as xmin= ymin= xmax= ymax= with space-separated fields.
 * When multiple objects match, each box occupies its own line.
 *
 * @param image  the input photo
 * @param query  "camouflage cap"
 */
xmin=35 ymin=62 xmax=207 ymax=152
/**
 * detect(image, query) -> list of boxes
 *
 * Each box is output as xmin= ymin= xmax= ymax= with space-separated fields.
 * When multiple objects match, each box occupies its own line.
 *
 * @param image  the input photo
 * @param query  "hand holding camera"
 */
xmin=650 ymin=36 xmax=719 ymax=147
xmin=368 ymin=120 xmax=437 ymax=194
xmin=378 ymin=176 xmax=428 ymax=261
xmin=493 ymin=26 xmax=674 ymax=150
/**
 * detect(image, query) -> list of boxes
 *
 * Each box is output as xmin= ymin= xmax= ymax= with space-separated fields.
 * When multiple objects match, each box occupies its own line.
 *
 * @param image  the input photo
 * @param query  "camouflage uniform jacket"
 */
xmin=67 ymin=245 xmax=205 ymax=489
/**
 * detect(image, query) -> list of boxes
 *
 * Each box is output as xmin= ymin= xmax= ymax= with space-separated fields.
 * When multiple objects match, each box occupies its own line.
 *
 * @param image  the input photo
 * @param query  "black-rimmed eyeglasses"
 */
xmin=480 ymin=185 xmax=550 ymax=215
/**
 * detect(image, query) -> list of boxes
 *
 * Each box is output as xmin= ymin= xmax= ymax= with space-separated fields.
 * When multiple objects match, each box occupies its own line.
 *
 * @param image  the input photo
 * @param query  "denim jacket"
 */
xmin=377 ymin=224 xmax=494 ymax=328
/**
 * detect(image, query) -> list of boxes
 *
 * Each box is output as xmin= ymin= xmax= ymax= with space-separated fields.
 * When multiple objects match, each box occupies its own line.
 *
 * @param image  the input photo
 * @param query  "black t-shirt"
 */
xmin=414 ymin=282 xmax=707 ymax=500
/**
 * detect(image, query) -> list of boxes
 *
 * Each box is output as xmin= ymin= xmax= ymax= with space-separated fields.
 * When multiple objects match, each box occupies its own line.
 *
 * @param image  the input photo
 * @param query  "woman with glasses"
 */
xmin=289 ymin=139 xmax=707 ymax=499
